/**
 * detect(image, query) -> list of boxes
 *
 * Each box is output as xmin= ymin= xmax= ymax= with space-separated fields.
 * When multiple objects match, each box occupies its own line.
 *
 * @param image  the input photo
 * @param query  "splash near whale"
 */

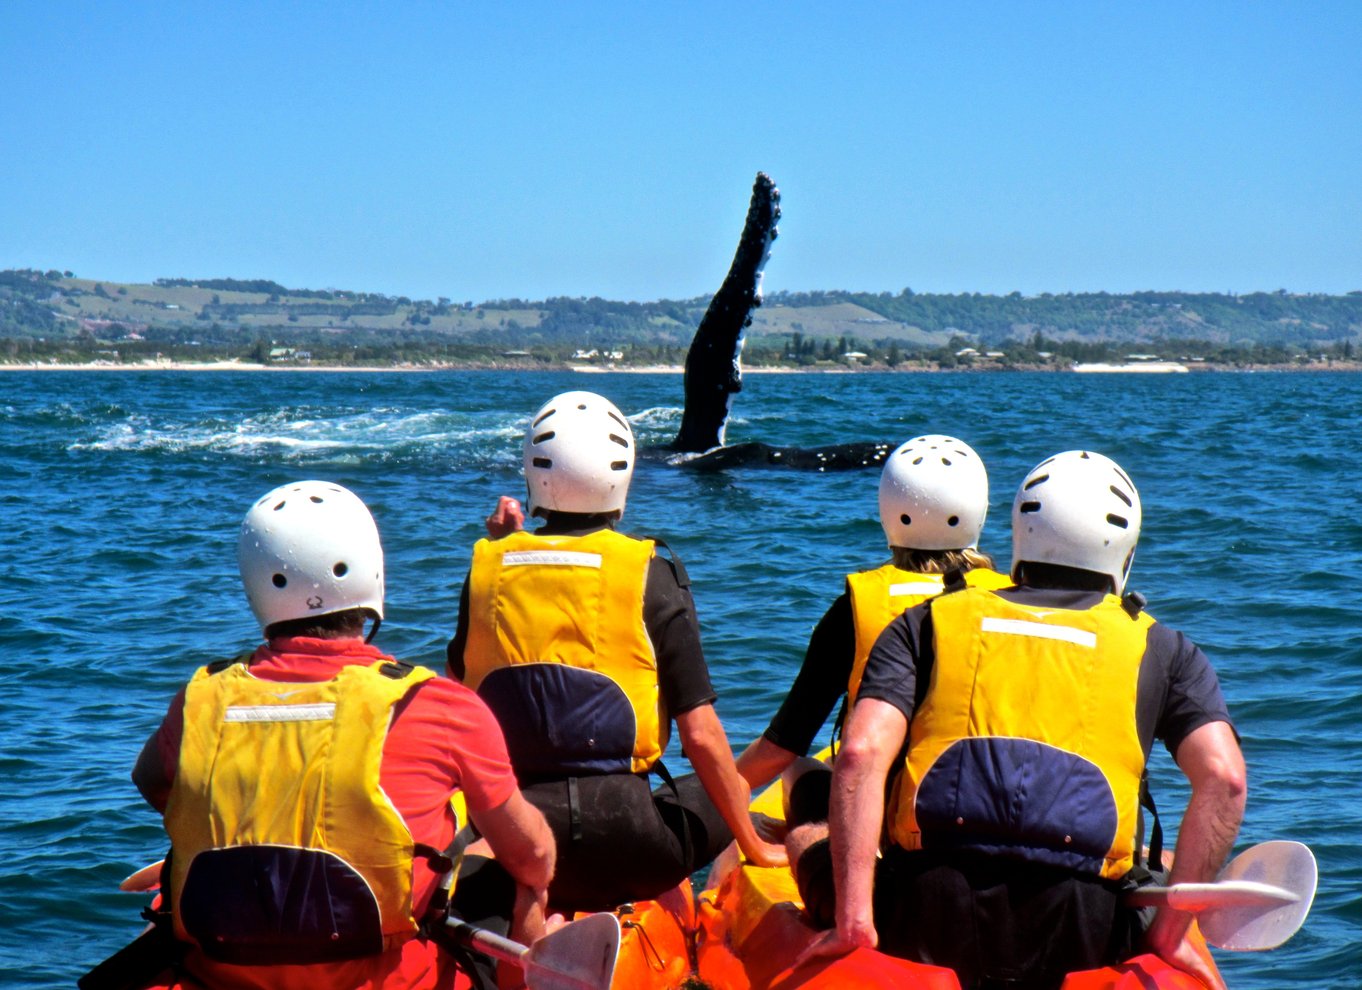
xmin=667 ymin=173 xmax=891 ymax=471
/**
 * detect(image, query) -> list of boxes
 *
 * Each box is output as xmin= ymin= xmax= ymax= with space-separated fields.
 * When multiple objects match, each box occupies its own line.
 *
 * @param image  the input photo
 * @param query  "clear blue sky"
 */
xmin=3 ymin=2 xmax=1359 ymax=302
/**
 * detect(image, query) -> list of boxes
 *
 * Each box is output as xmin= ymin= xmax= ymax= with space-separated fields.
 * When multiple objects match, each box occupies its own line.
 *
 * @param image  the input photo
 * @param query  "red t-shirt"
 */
xmin=135 ymin=636 xmax=518 ymax=990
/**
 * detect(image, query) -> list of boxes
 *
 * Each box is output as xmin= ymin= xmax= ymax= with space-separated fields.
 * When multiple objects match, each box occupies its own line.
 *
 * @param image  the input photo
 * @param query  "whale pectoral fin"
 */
xmin=674 ymin=173 xmax=780 ymax=453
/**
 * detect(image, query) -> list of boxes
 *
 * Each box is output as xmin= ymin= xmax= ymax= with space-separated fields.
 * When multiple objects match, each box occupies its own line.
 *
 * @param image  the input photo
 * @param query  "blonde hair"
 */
xmin=890 ymin=546 xmax=996 ymax=574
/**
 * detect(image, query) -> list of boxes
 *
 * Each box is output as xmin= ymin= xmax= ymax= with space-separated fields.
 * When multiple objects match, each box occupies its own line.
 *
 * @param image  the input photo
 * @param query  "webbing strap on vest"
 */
xmin=1138 ymin=772 xmax=1165 ymax=871
xmin=645 ymin=536 xmax=689 ymax=588
xmin=567 ymin=776 xmax=584 ymax=842
xmin=650 ymin=759 xmax=694 ymax=875
xmin=420 ymin=826 xmax=475 ymax=928
xmin=205 ymin=651 xmax=254 ymax=675
xmin=830 ymin=697 xmax=847 ymax=757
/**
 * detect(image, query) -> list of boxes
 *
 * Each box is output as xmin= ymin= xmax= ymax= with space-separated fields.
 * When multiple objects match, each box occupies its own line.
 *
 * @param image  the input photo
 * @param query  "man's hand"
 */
xmin=742 ymin=836 xmax=789 ymax=869
xmin=1145 ymin=719 xmax=1244 ymax=989
xmin=486 ymin=496 xmax=526 ymax=539
xmin=1145 ymin=912 xmax=1226 ymax=990
xmin=793 ymin=918 xmax=877 ymax=966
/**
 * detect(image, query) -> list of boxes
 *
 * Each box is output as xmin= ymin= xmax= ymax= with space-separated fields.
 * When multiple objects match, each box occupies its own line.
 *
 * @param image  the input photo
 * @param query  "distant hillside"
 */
xmin=3 ymin=269 xmax=1360 ymax=366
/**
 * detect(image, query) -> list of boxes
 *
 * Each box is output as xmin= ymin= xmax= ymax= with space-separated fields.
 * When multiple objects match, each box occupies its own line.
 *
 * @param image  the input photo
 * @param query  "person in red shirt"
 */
xmin=129 ymin=480 xmax=554 ymax=990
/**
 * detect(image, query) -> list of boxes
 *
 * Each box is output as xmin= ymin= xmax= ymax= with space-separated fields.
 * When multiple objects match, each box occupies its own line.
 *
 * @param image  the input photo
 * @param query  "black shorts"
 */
xmin=796 ymin=844 xmax=1141 ymax=990
xmin=520 ymin=770 xmax=734 ymax=913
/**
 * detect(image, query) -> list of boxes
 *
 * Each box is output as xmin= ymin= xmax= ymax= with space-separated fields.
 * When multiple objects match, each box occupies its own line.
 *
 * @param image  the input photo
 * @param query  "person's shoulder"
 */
xmin=395 ymin=668 xmax=503 ymax=730
xmin=965 ymin=566 xmax=1014 ymax=590
xmin=1141 ymin=612 xmax=1202 ymax=655
xmin=408 ymin=668 xmax=481 ymax=702
xmin=640 ymin=534 xmax=691 ymax=588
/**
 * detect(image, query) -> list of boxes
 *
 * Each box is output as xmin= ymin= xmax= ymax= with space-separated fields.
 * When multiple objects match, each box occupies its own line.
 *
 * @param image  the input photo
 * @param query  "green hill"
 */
xmin=3 ymin=269 xmax=1360 ymax=367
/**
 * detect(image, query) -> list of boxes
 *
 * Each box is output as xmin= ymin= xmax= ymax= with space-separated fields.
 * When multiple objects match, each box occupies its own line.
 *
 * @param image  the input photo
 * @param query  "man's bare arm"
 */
xmin=470 ymin=790 xmax=556 ymax=945
xmin=800 ymin=697 xmax=907 ymax=961
xmin=677 ymin=703 xmax=788 ymax=868
xmin=1146 ymin=720 xmax=1247 ymax=989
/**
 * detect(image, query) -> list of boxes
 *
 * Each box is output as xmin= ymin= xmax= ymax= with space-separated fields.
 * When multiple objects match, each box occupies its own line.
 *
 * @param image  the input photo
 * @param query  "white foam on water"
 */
xmin=68 ymin=406 xmax=525 ymax=464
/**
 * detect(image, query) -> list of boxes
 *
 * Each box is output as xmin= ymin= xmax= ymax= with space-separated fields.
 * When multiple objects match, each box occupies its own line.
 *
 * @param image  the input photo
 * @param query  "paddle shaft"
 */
xmin=1126 ymin=879 xmax=1299 ymax=912
xmin=443 ymin=916 xmax=612 ymax=990
xmin=445 ymin=919 xmax=528 ymax=967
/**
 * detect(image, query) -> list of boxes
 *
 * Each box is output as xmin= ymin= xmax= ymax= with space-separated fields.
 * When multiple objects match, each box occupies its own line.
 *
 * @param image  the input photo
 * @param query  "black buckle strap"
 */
xmin=1139 ymin=771 xmax=1165 ymax=871
xmin=651 ymin=760 xmax=694 ymax=875
xmin=567 ymin=776 xmax=584 ymax=842
xmin=419 ymin=826 xmax=476 ymax=925
xmin=379 ymin=659 xmax=417 ymax=679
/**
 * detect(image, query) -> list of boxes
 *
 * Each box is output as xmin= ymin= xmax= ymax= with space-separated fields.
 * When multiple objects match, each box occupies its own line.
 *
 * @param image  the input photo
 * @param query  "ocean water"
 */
xmin=1 ymin=368 xmax=1357 ymax=988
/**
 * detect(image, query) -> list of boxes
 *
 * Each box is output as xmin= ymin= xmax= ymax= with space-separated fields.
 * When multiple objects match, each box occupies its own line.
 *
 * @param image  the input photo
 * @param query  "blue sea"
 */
xmin=1 ymin=368 xmax=1358 ymax=988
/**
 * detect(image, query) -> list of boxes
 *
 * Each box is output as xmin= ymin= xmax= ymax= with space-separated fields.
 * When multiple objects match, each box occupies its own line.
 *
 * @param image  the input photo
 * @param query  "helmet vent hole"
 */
xmin=608 ymin=411 xmax=629 ymax=430
xmin=611 ymin=460 xmax=629 ymax=471
xmin=608 ymin=433 xmax=629 ymax=448
xmin=273 ymin=500 xmax=286 ymax=511
xmin=533 ymin=431 xmax=556 ymax=444
xmin=1106 ymin=513 xmax=1129 ymax=529
xmin=333 ymin=562 xmax=348 ymax=577
xmin=1019 ymin=500 xmax=1041 ymax=515
xmin=272 ymin=574 xmax=287 ymax=588
xmin=947 ymin=515 xmax=960 ymax=527
xmin=1023 ymin=474 xmax=1049 ymax=491
xmin=900 ymin=513 xmax=912 ymax=526
xmin=912 ymin=456 xmax=923 ymax=465
xmin=533 ymin=409 xmax=555 ymax=427
xmin=533 ymin=457 xmax=552 ymax=468
xmin=941 ymin=457 xmax=953 ymax=466
xmin=309 ymin=495 xmax=323 ymax=503
xmin=577 ymin=403 xmax=588 ymax=410
xmin=1109 ymin=485 xmax=1133 ymax=507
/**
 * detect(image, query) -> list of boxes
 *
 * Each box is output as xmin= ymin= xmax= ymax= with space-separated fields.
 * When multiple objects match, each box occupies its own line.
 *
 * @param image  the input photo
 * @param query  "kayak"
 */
xmin=593 ymin=880 xmax=696 ymax=990
xmin=104 ymin=763 xmax=1295 ymax=989
xmin=695 ymin=852 xmax=1217 ymax=990
xmin=693 ymin=750 xmax=1224 ymax=990
xmin=100 ymin=857 xmax=694 ymax=990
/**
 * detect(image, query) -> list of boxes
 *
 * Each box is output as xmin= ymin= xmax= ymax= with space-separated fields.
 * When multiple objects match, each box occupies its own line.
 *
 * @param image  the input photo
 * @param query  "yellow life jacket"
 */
xmin=164 ymin=658 xmax=436 ymax=964
xmin=462 ymin=528 xmax=665 ymax=775
xmin=845 ymin=564 xmax=1011 ymax=704
xmin=888 ymin=587 xmax=1153 ymax=880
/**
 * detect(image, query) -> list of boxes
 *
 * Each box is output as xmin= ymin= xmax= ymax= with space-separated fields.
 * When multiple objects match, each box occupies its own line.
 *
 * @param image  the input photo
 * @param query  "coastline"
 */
xmin=3 ymin=359 xmax=1360 ymax=374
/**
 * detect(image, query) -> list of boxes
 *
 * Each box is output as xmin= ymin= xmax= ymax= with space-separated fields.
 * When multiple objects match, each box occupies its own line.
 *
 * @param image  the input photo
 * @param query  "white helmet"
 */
xmin=1011 ymin=451 xmax=1141 ymax=594
xmin=878 ymin=435 xmax=989 ymax=550
xmin=523 ymin=391 xmax=635 ymax=516
xmin=238 ymin=481 xmax=385 ymax=632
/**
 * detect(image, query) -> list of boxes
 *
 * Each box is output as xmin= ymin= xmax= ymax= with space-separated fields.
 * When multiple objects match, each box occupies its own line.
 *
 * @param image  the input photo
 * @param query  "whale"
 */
xmin=665 ymin=173 xmax=892 ymax=471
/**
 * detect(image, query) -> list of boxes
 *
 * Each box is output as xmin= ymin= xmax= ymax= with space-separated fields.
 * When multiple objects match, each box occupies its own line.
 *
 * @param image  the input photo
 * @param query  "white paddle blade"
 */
xmin=119 ymin=860 xmax=164 ymax=893
xmin=1202 ymin=840 xmax=1317 ymax=950
xmin=524 ymin=912 xmax=621 ymax=990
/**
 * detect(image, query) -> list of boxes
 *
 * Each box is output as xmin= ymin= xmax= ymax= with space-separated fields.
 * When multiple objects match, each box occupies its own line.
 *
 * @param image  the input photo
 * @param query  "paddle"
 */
xmin=444 ymin=912 xmax=621 ymax=990
xmin=119 ymin=860 xmax=163 ymax=892
xmin=1126 ymin=840 xmax=1317 ymax=951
